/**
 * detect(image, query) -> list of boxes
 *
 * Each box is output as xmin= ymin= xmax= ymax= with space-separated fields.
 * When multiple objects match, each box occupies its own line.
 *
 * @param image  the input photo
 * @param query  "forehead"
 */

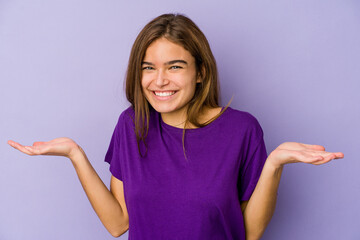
xmin=143 ymin=37 xmax=194 ymax=63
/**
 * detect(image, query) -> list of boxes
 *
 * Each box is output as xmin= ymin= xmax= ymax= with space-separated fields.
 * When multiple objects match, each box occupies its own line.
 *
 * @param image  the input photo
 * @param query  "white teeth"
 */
xmin=154 ymin=91 xmax=175 ymax=97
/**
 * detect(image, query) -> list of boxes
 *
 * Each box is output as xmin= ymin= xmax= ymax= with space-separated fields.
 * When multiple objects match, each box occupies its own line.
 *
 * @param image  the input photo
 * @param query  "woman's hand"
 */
xmin=267 ymin=142 xmax=344 ymax=169
xmin=7 ymin=137 xmax=82 ymax=159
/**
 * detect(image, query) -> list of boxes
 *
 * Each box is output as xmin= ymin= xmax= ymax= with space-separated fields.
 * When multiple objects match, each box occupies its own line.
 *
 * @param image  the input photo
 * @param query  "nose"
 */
xmin=155 ymin=69 xmax=169 ymax=87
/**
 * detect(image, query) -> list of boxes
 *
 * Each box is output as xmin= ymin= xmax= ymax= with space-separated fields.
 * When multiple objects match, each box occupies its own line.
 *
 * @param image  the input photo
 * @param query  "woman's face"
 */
xmin=141 ymin=37 xmax=200 ymax=118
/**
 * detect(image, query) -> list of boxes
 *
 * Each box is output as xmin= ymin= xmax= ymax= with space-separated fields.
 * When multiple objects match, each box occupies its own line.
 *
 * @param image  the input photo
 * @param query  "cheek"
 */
xmin=141 ymin=76 xmax=151 ymax=89
xmin=182 ymin=75 xmax=198 ymax=91
xmin=173 ymin=73 xmax=197 ymax=87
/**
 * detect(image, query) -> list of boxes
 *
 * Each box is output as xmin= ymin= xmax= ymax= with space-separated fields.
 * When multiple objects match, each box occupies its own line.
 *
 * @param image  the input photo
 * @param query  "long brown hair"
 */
xmin=125 ymin=13 xmax=230 ymax=158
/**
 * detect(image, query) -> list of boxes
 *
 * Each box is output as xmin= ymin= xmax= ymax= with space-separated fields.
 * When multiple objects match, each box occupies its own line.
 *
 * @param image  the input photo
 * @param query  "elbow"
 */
xmin=245 ymin=227 xmax=266 ymax=240
xmin=110 ymin=231 xmax=123 ymax=238
xmin=110 ymin=231 xmax=122 ymax=238
xmin=108 ymin=220 xmax=129 ymax=238
xmin=109 ymin=224 xmax=129 ymax=238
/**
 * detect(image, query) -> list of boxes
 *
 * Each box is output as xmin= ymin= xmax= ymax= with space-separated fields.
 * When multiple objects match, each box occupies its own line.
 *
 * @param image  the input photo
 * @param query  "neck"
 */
xmin=160 ymin=106 xmax=222 ymax=129
xmin=161 ymin=107 xmax=190 ymax=129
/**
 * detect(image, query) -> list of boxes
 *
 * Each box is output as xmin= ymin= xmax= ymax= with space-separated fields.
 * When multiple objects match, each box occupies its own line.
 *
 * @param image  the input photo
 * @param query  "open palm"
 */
xmin=268 ymin=142 xmax=344 ymax=168
xmin=8 ymin=137 xmax=80 ymax=159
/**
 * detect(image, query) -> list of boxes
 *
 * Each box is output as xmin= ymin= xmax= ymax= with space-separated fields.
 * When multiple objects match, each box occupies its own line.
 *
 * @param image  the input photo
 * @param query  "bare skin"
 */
xmin=7 ymin=138 xmax=129 ymax=237
xmin=7 ymin=128 xmax=344 ymax=240
xmin=241 ymin=142 xmax=344 ymax=240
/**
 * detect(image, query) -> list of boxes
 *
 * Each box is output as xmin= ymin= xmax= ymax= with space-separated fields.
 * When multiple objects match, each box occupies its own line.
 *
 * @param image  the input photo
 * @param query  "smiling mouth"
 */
xmin=153 ymin=91 xmax=177 ymax=97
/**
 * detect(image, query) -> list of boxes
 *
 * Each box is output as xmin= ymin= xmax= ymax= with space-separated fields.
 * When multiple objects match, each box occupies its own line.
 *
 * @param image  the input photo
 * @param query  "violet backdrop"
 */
xmin=1 ymin=0 xmax=359 ymax=239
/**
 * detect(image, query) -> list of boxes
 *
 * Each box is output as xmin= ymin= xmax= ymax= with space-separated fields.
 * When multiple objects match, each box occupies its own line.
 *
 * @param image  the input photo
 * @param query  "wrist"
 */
xmin=68 ymin=145 xmax=86 ymax=164
xmin=264 ymin=156 xmax=284 ymax=175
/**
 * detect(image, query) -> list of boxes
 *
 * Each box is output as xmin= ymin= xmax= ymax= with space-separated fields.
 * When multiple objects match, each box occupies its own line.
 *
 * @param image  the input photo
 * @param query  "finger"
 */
xmin=8 ymin=141 xmax=36 ymax=155
xmin=8 ymin=140 xmax=23 ymax=149
xmin=333 ymin=152 xmax=344 ymax=159
xmin=312 ymin=156 xmax=334 ymax=165
xmin=317 ymin=151 xmax=344 ymax=159
xmin=7 ymin=140 xmax=18 ymax=147
xmin=325 ymin=153 xmax=341 ymax=161
xmin=26 ymin=145 xmax=42 ymax=155
xmin=289 ymin=151 xmax=323 ymax=164
xmin=48 ymin=137 xmax=68 ymax=143
xmin=301 ymin=143 xmax=325 ymax=151
xmin=303 ymin=149 xmax=344 ymax=159
xmin=293 ymin=151 xmax=334 ymax=165
xmin=33 ymin=141 xmax=46 ymax=146
xmin=311 ymin=153 xmax=343 ymax=165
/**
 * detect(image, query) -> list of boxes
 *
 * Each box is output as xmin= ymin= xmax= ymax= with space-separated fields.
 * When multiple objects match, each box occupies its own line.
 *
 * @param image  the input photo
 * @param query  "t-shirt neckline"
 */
xmin=159 ymin=106 xmax=229 ymax=133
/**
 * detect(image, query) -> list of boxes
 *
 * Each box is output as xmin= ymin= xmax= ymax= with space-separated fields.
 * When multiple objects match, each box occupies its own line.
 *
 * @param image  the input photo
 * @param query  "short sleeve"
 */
xmin=104 ymin=114 xmax=124 ymax=181
xmin=238 ymin=120 xmax=268 ymax=201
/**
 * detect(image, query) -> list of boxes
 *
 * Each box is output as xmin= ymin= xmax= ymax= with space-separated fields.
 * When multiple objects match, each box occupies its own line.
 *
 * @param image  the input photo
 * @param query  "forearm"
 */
xmin=70 ymin=147 xmax=128 ymax=236
xmin=243 ymin=158 xmax=283 ymax=240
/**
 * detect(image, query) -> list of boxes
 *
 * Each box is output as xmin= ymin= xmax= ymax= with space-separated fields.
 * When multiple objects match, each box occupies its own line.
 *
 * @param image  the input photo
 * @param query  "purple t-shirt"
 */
xmin=105 ymin=106 xmax=267 ymax=240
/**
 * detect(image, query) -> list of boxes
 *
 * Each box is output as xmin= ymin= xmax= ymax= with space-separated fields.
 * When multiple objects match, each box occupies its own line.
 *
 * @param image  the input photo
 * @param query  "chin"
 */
xmin=152 ymin=106 xmax=177 ymax=113
xmin=148 ymin=102 xmax=181 ymax=114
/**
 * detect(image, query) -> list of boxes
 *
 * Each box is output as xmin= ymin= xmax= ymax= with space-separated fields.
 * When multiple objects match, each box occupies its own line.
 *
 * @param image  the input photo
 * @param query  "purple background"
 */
xmin=1 ymin=0 xmax=359 ymax=239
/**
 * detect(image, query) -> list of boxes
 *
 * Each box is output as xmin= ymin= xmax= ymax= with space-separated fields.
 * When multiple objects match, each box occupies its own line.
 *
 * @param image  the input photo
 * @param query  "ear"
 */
xmin=196 ymin=66 xmax=205 ymax=83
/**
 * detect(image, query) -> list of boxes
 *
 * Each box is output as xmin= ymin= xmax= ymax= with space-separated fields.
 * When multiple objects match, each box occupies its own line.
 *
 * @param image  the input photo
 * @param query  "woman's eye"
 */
xmin=170 ymin=65 xmax=182 ymax=70
xmin=142 ymin=66 xmax=154 ymax=70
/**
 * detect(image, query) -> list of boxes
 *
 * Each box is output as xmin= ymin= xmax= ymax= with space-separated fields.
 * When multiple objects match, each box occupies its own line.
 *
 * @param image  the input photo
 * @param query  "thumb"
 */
xmin=33 ymin=141 xmax=46 ymax=146
xmin=302 ymin=143 xmax=325 ymax=151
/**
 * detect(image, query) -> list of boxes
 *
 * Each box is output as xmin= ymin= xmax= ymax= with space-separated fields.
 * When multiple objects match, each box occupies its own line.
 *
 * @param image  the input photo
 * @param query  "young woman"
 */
xmin=8 ymin=13 xmax=344 ymax=240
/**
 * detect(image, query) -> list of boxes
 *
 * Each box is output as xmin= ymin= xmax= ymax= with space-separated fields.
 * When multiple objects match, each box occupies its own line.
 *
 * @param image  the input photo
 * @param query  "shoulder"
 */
xmin=224 ymin=107 xmax=262 ymax=127
xmin=112 ymin=106 xmax=135 ymax=131
xmin=118 ymin=106 xmax=135 ymax=123
xmin=222 ymin=107 xmax=264 ymax=138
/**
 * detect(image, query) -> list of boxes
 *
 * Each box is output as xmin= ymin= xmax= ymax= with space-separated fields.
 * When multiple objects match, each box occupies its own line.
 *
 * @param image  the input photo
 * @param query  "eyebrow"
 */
xmin=141 ymin=60 xmax=188 ymax=66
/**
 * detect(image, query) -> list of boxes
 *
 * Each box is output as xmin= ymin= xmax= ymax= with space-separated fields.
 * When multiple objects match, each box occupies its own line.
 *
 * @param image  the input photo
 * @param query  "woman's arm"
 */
xmin=70 ymin=147 xmax=129 ymax=236
xmin=241 ymin=160 xmax=283 ymax=240
xmin=242 ymin=142 xmax=344 ymax=240
xmin=8 ymin=138 xmax=129 ymax=237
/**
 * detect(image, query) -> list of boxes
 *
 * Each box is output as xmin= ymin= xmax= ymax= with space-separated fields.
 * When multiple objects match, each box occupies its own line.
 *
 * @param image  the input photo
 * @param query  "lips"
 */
xmin=154 ymin=91 xmax=176 ymax=97
xmin=151 ymin=90 xmax=178 ymax=100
